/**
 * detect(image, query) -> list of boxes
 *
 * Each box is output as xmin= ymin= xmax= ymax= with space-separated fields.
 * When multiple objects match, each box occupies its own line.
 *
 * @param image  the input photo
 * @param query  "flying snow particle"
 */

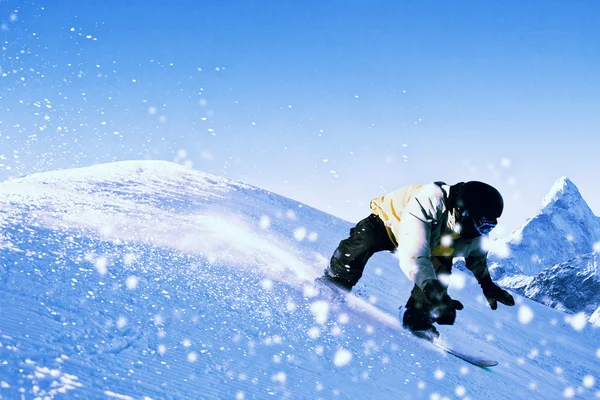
xmin=434 ymin=369 xmax=445 ymax=380
xmin=182 ymin=339 xmax=192 ymax=347
xmin=307 ymin=232 xmax=318 ymax=242
xmin=70 ymin=27 xmax=75 ymax=32
xmin=154 ymin=315 xmax=164 ymax=325
xmin=338 ymin=313 xmax=350 ymax=324
xmin=236 ymin=392 xmax=245 ymax=400
xmin=568 ymin=312 xmax=587 ymax=331
xmin=261 ymin=279 xmax=274 ymax=290
xmin=116 ymin=317 xmax=127 ymax=329
xmin=285 ymin=209 xmax=297 ymax=220
xmin=583 ymin=375 xmax=595 ymax=388
xmin=333 ymin=349 xmax=352 ymax=367
xmin=126 ymin=276 xmax=139 ymax=290
xmin=187 ymin=352 xmax=198 ymax=362
xmin=95 ymin=257 xmax=108 ymax=275
xmin=177 ymin=148 xmax=187 ymax=158
xmin=310 ymin=301 xmax=329 ymax=325
xmin=200 ymin=151 xmax=214 ymax=160
xmin=596 ymin=348 xmax=600 ymax=358
xmin=449 ymin=273 xmax=466 ymax=291
xmin=259 ymin=216 xmax=271 ymax=229
xmin=441 ymin=235 xmax=454 ymax=247
xmin=501 ymin=158 xmax=511 ymax=168
xmin=123 ymin=253 xmax=137 ymax=265
xmin=456 ymin=386 xmax=466 ymax=396
xmin=518 ymin=305 xmax=534 ymax=324
xmin=286 ymin=301 xmax=297 ymax=312
xmin=157 ymin=345 xmax=166 ymax=355
xmin=308 ymin=327 xmax=320 ymax=339
xmin=148 ymin=107 xmax=157 ymax=115
xmin=272 ymin=372 xmax=287 ymax=384
xmin=563 ymin=387 xmax=575 ymax=398
xmin=593 ymin=241 xmax=600 ymax=253
xmin=294 ymin=227 xmax=307 ymax=241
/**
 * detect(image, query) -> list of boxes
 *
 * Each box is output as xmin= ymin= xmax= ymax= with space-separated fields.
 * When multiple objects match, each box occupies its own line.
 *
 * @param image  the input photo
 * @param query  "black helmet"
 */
xmin=456 ymin=181 xmax=504 ymax=219
xmin=453 ymin=181 xmax=503 ymax=238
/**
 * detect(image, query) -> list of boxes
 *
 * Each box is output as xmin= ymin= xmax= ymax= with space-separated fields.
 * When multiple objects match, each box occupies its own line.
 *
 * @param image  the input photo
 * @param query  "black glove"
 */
xmin=479 ymin=274 xmax=515 ymax=310
xmin=422 ymin=279 xmax=464 ymax=325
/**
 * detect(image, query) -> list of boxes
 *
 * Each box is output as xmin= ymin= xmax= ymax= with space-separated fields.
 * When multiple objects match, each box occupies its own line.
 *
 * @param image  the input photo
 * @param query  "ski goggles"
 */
xmin=461 ymin=210 xmax=497 ymax=235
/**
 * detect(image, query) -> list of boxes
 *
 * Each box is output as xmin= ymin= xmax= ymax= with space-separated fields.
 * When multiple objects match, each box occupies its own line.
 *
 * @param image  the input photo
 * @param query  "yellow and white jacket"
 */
xmin=370 ymin=183 xmax=490 ymax=289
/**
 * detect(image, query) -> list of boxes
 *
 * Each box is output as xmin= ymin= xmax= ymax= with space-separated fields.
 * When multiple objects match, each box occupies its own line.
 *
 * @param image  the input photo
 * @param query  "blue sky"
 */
xmin=1 ymin=0 xmax=599 ymax=236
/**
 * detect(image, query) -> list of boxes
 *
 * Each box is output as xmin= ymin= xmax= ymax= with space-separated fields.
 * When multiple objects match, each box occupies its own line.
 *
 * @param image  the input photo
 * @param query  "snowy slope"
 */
xmin=490 ymin=177 xmax=600 ymax=277
xmin=0 ymin=161 xmax=599 ymax=400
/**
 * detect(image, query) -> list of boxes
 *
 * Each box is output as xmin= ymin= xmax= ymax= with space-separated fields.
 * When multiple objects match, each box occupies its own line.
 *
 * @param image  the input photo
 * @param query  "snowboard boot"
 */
xmin=400 ymin=305 xmax=440 ymax=341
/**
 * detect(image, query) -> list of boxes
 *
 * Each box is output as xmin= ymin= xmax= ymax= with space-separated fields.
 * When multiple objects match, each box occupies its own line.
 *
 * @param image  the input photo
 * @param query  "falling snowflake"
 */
xmin=518 ymin=305 xmax=534 ymax=324
xmin=126 ymin=276 xmax=139 ymax=290
xmin=271 ymin=372 xmax=286 ymax=384
xmin=333 ymin=349 xmax=352 ymax=367
xmin=563 ymin=387 xmax=575 ymax=398
xmin=94 ymin=257 xmax=108 ymax=275
xmin=116 ymin=317 xmax=127 ymax=329
xmin=293 ymin=227 xmax=307 ymax=241
xmin=308 ymin=327 xmax=320 ymax=339
xmin=261 ymin=279 xmax=273 ymax=290
xmin=583 ymin=375 xmax=595 ymax=388
xmin=434 ymin=369 xmax=445 ymax=380
xmin=567 ymin=312 xmax=587 ymax=331
xmin=310 ymin=301 xmax=329 ymax=324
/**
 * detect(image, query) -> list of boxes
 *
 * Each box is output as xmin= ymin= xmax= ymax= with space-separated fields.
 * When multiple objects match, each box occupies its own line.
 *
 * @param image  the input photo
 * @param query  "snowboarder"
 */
xmin=317 ymin=181 xmax=515 ymax=338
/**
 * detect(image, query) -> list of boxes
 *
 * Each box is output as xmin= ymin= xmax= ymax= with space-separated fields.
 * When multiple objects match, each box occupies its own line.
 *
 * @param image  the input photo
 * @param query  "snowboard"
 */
xmin=409 ymin=330 xmax=498 ymax=368
xmin=314 ymin=277 xmax=499 ymax=368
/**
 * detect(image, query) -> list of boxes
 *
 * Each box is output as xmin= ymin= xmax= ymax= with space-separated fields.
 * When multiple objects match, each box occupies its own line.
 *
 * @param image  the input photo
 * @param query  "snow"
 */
xmin=491 ymin=176 xmax=600 ymax=276
xmin=0 ymin=161 xmax=599 ymax=399
xmin=488 ymin=176 xmax=600 ymax=323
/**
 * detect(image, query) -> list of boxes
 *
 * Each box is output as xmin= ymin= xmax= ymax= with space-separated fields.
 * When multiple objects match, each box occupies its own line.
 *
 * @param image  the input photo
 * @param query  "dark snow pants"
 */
xmin=326 ymin=214 xmax=396 ymax=287
xmin=326 ymin=214 xmax=453 ymax=317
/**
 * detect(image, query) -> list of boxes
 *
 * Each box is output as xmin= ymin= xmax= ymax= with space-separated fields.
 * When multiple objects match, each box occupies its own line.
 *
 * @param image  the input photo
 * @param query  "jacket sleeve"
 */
xmin=394 ymin=186 xmax=445 ymax=290
xmin=465 ymin=238 xmax=491 ymax=281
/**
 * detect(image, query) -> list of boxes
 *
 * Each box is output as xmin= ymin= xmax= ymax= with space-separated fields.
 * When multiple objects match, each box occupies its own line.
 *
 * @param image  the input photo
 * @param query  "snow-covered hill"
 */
xmin=490 ymin=177 xmax=600 ymax=277
xmin=1 ymin=161 xmax=599 ymax=399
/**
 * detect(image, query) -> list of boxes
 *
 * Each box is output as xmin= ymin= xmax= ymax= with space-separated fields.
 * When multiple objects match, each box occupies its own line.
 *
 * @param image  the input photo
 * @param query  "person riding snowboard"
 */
xmin=317 ymin=181 xmax=515 ymax=338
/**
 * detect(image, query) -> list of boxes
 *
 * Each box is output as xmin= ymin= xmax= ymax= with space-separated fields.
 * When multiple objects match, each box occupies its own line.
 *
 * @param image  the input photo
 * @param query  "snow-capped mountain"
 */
xmin=1 ymin=161 xmax=599 ymax=399
xmin=490 ymin=176 xmax=600 ymax=277
xmin=498 ymin=252 xmax=600 ymax=319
